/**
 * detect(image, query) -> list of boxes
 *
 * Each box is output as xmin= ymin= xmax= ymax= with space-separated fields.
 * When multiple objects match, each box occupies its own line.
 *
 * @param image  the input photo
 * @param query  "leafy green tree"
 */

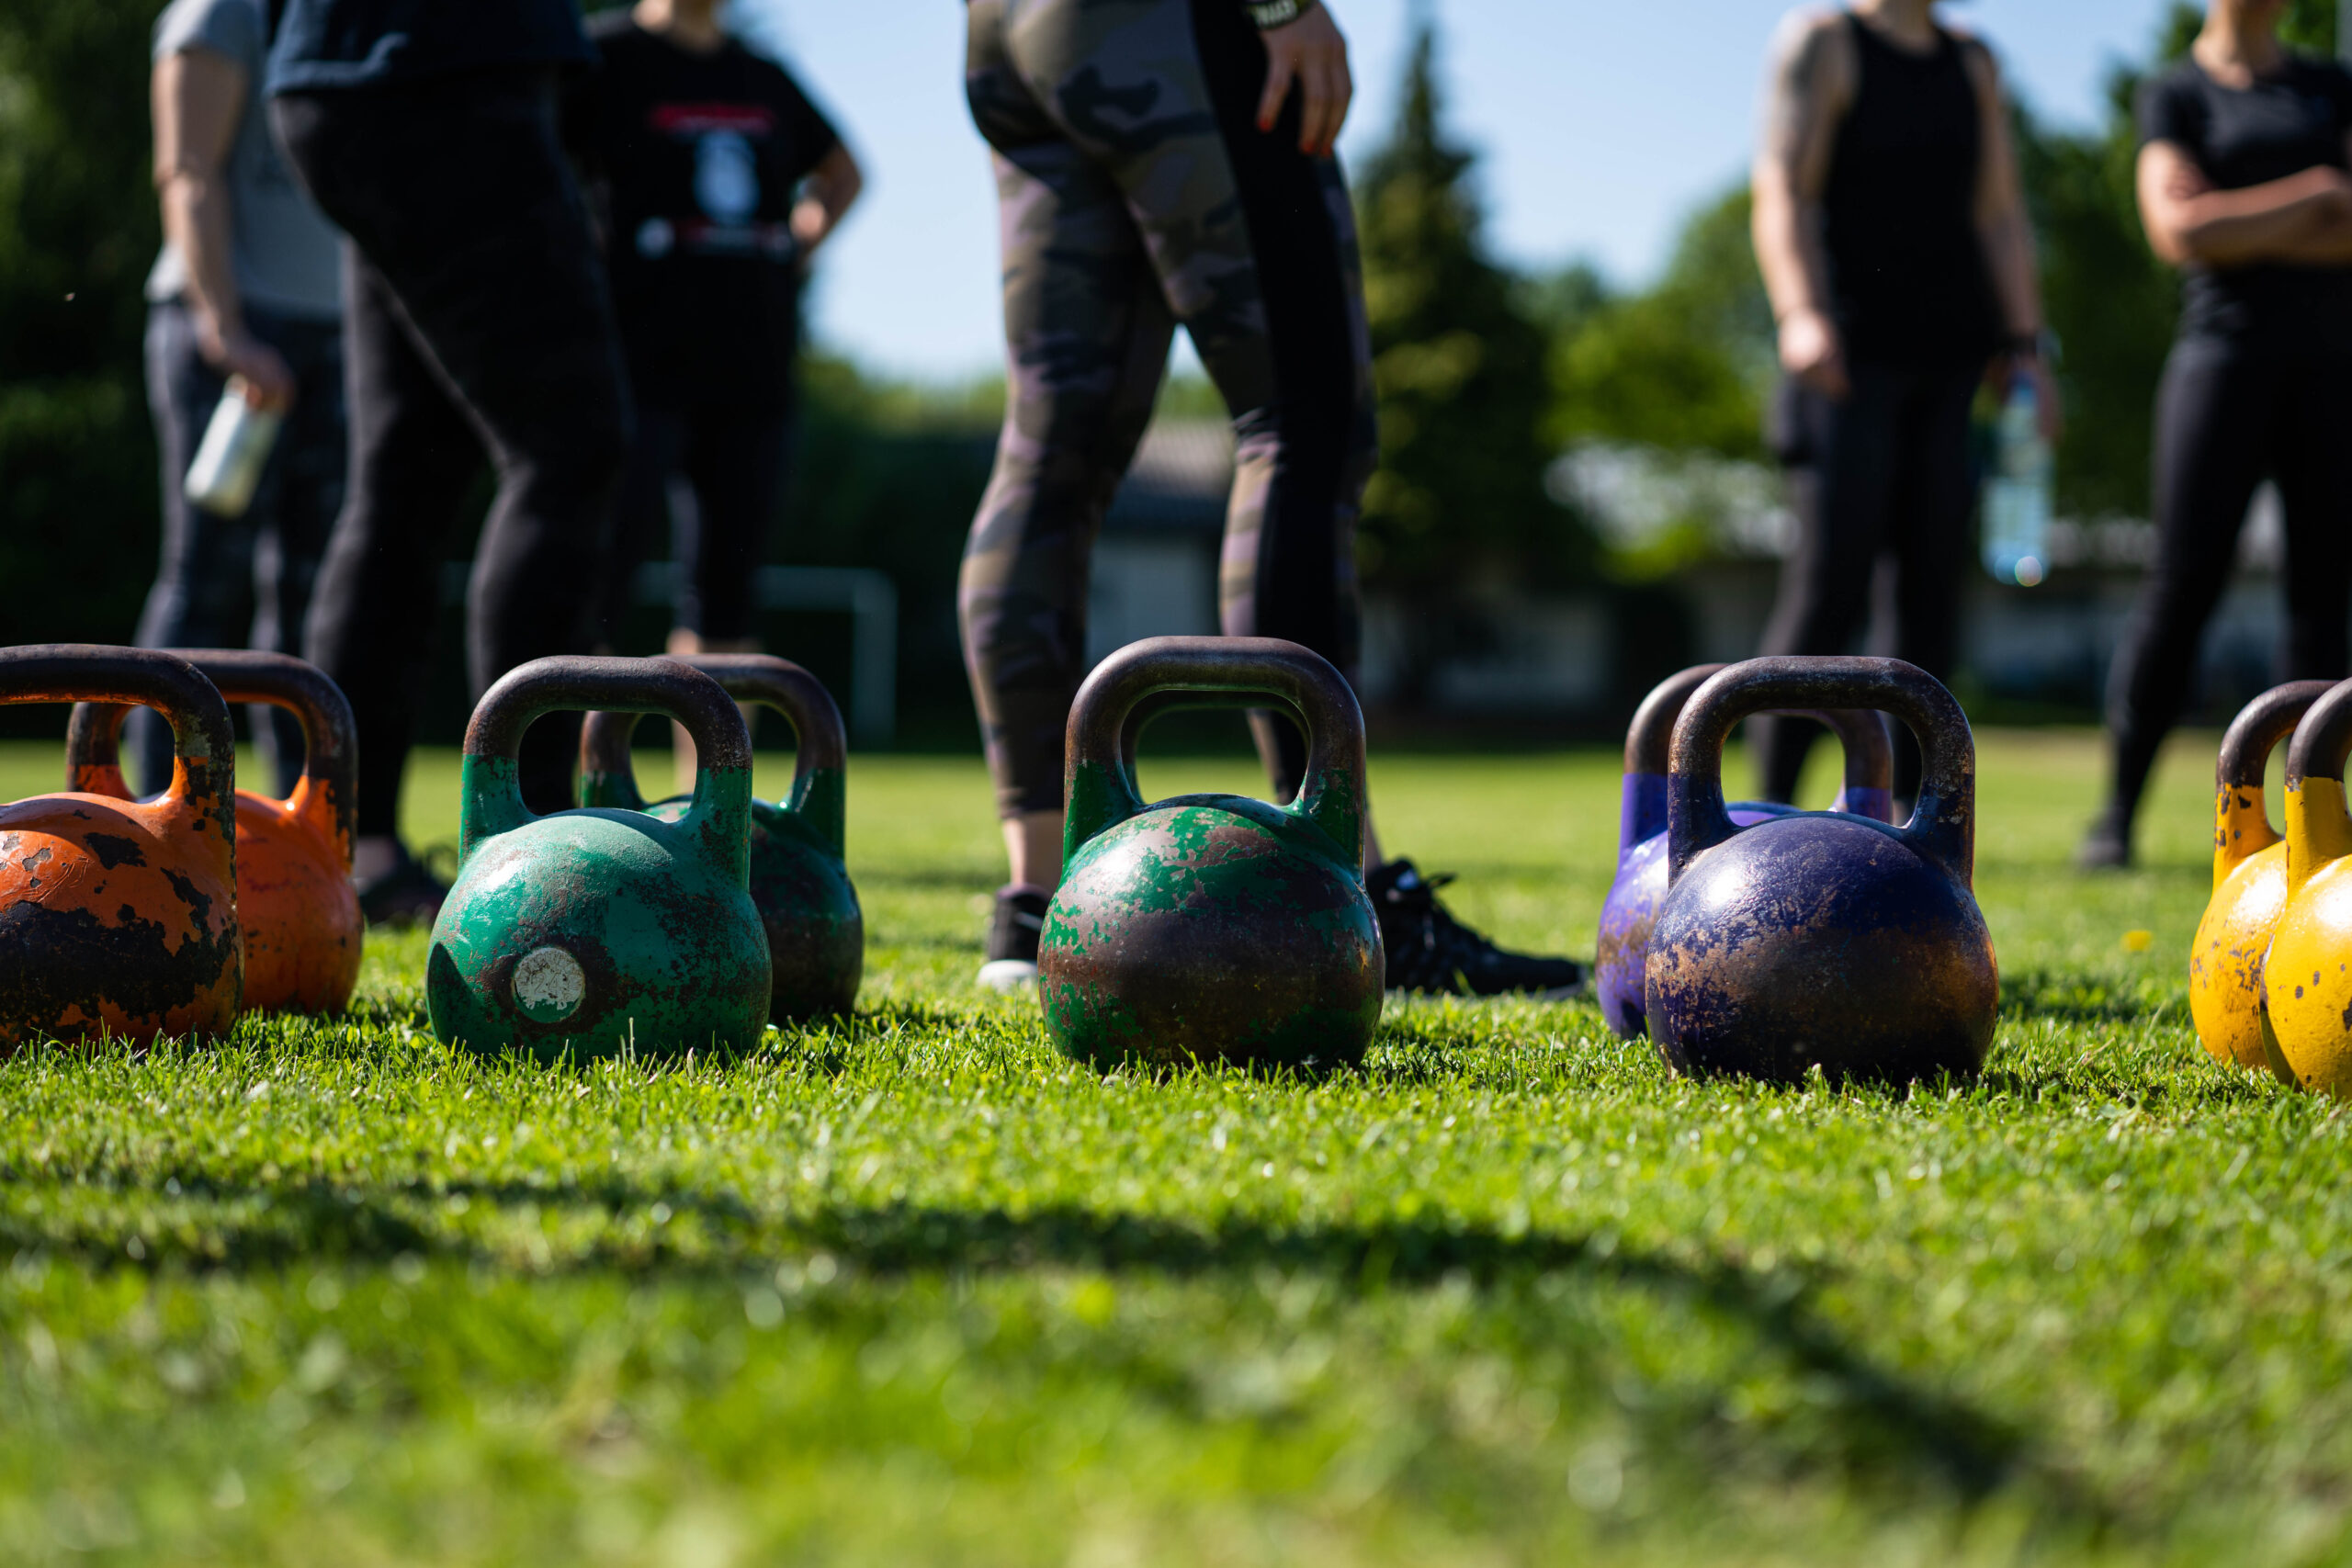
xmin=1353 ymin=19 xmax=1589 ymax=592
xmin=0 ymin=0 xmax=164 ymax=657
xmin=1547 ymin=188 xmax=1774 ymax=461
xmin=2282 ymin=0 xmax=2337 ymax=52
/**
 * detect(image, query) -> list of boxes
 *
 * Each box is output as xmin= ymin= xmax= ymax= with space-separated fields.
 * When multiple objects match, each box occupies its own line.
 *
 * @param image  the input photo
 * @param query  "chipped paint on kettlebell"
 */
xmin=1593 ymin=665 xmax=1899 ymax=1041
xmin=2189 ymin=682 xmax=2333 ymax=1077
xmin=1041 ymin=794 xmax=1382 ymax=1069
xmin=429 ymin=661 xmax=772 ymax=1059
xmin=66 ymin=650 xmax=365 ymax=1015
xmin=0 ymin=646 xmax=243 ymax=1047
xmin=1642 ymin=658 xmax=1998 ymax=1086
xmin=1645 ymin=812 xmax=1996 ymax=1083
xmin=577 ymin=653 xmax=864 ymax=1021
xmin=1036 ymin=639 xmax=1384 ymax=1072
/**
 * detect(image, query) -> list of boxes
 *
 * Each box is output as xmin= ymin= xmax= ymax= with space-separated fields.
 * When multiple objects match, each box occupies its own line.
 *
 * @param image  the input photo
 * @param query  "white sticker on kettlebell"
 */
xmin=513 ymin=946 xmax=586 ymax=1022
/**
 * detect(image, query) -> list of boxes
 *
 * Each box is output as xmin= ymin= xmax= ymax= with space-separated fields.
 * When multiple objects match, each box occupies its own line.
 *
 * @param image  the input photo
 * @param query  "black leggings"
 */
xmin=593 ymin=400 xmax=790 ymax=649
xmin=275 ymin=72 xmax=630 ymax=835
xmin=959 ymin=0 xmax=1378 ymax=818
xmin=2102 ymin=339 xmax=2352 ymax=830
xmin=1756 ymin=362 xmax=1982 ymax=803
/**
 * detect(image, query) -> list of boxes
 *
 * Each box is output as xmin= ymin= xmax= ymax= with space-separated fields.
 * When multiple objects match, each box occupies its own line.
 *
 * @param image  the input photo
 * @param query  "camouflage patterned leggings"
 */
xmin=960 ymin=0 xmax=1379 ymax=819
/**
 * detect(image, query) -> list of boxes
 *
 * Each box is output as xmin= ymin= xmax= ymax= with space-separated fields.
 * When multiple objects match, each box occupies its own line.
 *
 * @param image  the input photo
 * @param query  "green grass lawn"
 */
xmin=1 ymin=727 xmax=2344 ymax=1567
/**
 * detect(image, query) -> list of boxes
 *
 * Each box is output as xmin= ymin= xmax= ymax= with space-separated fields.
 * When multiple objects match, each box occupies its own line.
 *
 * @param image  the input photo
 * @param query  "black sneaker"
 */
xmin=977 ymin=885 xmax=1050 ymax=992
xmin=357 ymin=851 xmax=449 ymax=929
xmin=1368 ymin=859 xmax=1586 ymax=998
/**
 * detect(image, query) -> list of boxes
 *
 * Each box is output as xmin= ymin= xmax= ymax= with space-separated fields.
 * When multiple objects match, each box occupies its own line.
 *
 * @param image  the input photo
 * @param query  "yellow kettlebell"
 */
xmin=2259 ymin=677 xmax=2352 ymax=1094
xmin=2189 ymin=680 xmax=2333 ymax=1077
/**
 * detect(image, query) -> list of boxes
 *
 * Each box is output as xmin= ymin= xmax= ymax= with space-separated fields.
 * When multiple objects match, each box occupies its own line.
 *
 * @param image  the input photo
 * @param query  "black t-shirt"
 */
xmin=1821 ymin=19 xmax=2001 ymax=369
xmin=580 ymin=15 xmax=841 ymax=407
xmin=2138 ymin=54 xmax=2352 ymax=352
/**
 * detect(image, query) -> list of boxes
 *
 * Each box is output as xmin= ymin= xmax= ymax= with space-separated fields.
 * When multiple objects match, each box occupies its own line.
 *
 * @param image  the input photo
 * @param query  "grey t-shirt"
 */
xmin=144 ymin=0 xmax=343 ymax=321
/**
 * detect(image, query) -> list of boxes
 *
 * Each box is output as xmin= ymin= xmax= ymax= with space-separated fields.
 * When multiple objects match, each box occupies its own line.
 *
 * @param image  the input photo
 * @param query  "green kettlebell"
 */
xmin=427 ymin=657 xmax=770 ymax=1058
xmin=577 ymin=653 xmax=863 ymax=1021
xmin=1039 ymin=636 xmax=1383 ymax=1071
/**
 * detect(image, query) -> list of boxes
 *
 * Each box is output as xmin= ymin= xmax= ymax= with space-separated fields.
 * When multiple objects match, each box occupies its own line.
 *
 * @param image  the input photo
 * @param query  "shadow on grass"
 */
xmin=0 ymin=1182 xmax=2103 ymax=1529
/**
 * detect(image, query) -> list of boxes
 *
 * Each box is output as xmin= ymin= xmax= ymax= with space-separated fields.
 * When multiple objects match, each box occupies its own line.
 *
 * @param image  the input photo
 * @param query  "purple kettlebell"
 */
xmin=1593 ymin=663 xmax=1895 ymax=1039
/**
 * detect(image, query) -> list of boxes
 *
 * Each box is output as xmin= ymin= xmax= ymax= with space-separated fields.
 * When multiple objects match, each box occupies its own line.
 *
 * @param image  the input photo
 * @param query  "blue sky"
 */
xmin=743 ymin=0 xmax=2184 ymax=381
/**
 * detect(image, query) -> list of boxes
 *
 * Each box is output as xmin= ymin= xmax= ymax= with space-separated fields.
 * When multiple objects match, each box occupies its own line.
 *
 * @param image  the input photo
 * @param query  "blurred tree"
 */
xmin=1546 ymin=188 xmax=1774 ymax=461
xmin=1353 ymin=18 xmax=1590 ymax=595
xmin=2282 ymin=0 xmax=2337 ymax=52
xmin=1538 ymin=0 xmax=2343 ymax=530
xmin=0 ymin=0 xmax=164 ymax=662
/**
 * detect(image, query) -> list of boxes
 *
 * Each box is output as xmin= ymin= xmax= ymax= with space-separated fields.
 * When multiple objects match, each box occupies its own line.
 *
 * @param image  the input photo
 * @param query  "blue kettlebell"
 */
xmin=1645 ymin=657 xmax=1997 ymax=1084
xmin=1594 ymin=663 xmax=1894 ymax=1039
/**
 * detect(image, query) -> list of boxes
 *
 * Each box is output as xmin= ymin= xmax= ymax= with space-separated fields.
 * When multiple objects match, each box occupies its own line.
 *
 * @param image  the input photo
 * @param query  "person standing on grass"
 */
xmin=133 ymin=0 xmax=345 ymax=802
xmin=959 ymin=0 xmax=1583 ymax=998
xmin=266 ymin=0 xmax=633 ymax=925
xmin=575 ymin=0 xmax=864 ymax=791
xmin=2079 ymin=0 xmax=2352 ymax=868
xmin=1749 ymin=0 xmax=2055 ymax=807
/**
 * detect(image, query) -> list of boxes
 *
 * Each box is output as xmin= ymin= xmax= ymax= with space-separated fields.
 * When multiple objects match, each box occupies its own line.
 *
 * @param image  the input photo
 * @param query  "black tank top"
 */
xmin=1821 ymin=15 xmax=2000 ymax=368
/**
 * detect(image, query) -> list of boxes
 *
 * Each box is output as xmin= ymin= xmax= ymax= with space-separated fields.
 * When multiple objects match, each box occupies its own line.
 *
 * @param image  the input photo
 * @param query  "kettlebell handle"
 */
xmin=2211 ymin=681 xmax=2334 ymax=871
xmin=1621 ymin=661 xmax=1894 ymax=847
xmin=1 ymin=644 xmax=237 ymax=866
xmin=578 ymin=653 xmax=848 ymax=856
xmin=1666 ymin=656 xmax=1975 ymax=886
xmin=1065 ymin=637 xmax=1367 ymax=874
xmin=2279 ymin=678 xmax=2352 ymax=897
xmin=2280 ymin=679 xmax=2352 ymax=792
xmin=65 ymin=649 xmax=358 ymax=865
xmin=461 ymin=657 xmax=753 ymax=880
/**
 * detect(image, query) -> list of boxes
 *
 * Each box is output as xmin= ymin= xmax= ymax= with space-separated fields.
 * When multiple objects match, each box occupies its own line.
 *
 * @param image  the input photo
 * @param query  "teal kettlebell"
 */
xmin=578 ymin=653 xmax=863 ymax=1021
xmin=1039 ymin=636 xmax=1383 ymax=1070
xmin=427 ymin=657 xmax=770 ymax=1058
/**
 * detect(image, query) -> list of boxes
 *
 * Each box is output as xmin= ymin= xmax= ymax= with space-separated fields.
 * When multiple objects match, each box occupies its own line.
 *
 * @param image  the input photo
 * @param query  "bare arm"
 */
xmin=1257 ymin=1 xmax=1351 ymax=159
xmin=2137 ymin=137 xmax=2352 ymax=267
xmin=1963 ymin=39 xmax=2059 ymax=434
xmin=791 ymin=141 xmax=863 ymax=255
xmin=2303 ymin=127 xmax=2352 ymax=263
xmin=153 ymin=48 xmax=293 ymax=411
xmin=1751 ymin=11 xmax=1853 ymax=399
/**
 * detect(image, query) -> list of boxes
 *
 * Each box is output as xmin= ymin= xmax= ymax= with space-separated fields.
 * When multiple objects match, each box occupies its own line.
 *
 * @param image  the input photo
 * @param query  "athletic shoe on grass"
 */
xmin=357 ymin=850 xmax=449 ymax=930
xmin=1369 ymin=859 xmax=1585 ymax=998
xmin=977 ymin=885 xmax=1049 ymax=992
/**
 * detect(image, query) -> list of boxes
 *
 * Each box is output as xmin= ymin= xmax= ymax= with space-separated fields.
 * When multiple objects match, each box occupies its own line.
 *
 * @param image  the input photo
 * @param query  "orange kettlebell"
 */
xmin=2188 ymin=680 xmax=2332 ymax=1077
xmin=0 ymin=644 xmax=242 ymax=1046
xmin=68 ymin=650 xmax=361 ymax=1014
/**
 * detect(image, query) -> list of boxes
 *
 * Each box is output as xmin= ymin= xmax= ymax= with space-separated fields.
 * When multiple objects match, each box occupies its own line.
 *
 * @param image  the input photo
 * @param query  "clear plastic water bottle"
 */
xmin=1982 ymin=370 xmax=2052 ymax=588
xmin=184 ymin=382 xmax=282 ymax=519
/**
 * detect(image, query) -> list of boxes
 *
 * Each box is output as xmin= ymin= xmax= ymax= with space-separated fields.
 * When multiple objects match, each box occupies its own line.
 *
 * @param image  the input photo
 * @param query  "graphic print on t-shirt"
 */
xmin=648 ymin=104 xmax=794 ymax=257
xmin=696 ymin=130 xmax=758 ymax=225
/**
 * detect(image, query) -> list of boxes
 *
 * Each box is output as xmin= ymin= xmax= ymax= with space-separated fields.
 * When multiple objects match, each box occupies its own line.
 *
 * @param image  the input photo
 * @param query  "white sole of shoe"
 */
xmin=976 ymin=959 xmax=1040 ymax=994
